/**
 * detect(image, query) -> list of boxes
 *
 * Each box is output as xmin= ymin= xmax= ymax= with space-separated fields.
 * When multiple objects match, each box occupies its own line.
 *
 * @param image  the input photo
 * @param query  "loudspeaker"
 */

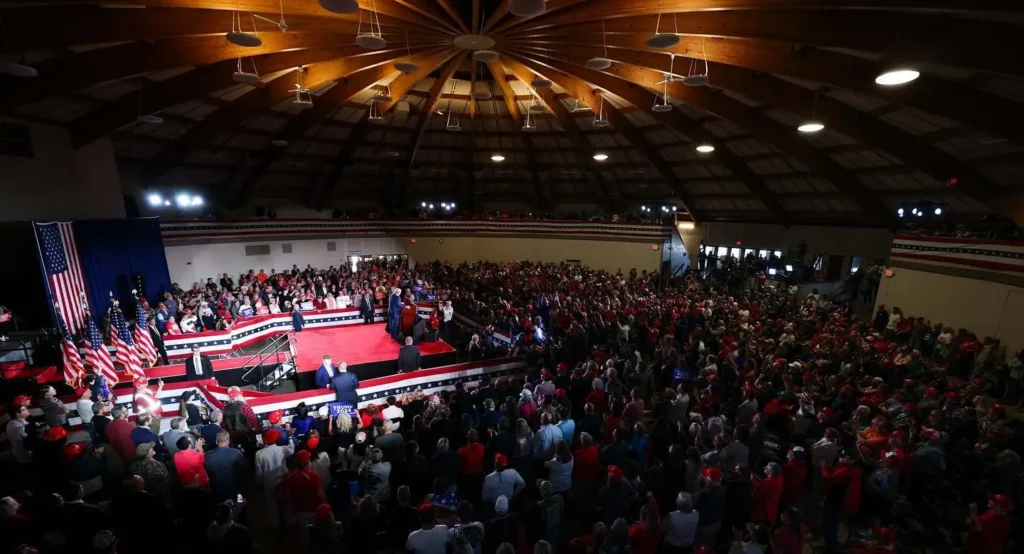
xmin=411 ymin=319 xmax=426 ymax=343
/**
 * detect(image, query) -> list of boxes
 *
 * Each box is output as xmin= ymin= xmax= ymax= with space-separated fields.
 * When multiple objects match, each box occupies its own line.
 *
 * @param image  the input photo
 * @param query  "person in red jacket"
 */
xmin=966 ymin=494 xmax=1013 ymax=554
xmin=752 ymin=462 xmax=785 ymax=525
xmin=782 ymin=446 xmax=808 ymax=505
xmin=821 ymin=451 xmax=863 ymax=516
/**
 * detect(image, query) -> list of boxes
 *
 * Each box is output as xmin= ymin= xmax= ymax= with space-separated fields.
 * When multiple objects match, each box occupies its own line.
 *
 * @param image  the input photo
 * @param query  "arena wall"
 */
xmin=874 ymin=266 xmax=1024 ymax=355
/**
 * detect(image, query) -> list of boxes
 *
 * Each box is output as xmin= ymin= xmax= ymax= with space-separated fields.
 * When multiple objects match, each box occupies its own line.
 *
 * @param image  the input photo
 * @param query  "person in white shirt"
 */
xmin=406 ymin=506 xmax=451 ymax=554
xmin=76 ymin=388 xmax=95 ymax=429
xmin=5 ymin=404 xmax=31 ymax=464
xmin=255 ymin=427 xmax=294 ymax=529
xmin=482 ymin=453 xmax=526 ymax=506
xmin=268 ymin=297 xmax=281 ymax=314
xmin=338 ymin=293 xmax=352 ymax=309
xmin=381 ymin=395 xmax=404 ymax=426
xmin=441 ymin=301 xmax=454 ymax=343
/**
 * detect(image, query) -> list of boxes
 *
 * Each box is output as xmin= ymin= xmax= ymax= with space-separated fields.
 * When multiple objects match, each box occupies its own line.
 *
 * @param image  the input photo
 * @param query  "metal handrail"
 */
xmin=239 ymin=331 xmax=295 ymax=383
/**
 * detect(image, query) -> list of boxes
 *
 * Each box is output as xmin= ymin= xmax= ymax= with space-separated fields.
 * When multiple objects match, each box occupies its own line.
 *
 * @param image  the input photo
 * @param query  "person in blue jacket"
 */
xmin=387 ymin=287 xmax=403 ymax=338
xmin=331 ymin=361 xmax=359 ymax=406
xmin=291 ymin=301 xmax=305 ymax=332
xmin=314 ymin=354 xmax=335 ymax=389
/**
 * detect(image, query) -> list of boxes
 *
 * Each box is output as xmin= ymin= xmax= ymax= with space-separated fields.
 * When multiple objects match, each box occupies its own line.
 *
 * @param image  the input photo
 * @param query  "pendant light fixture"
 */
xmin=522 ymin=108 xmax=537 ymax=131
xmin=226 ymin=9 xmax=262 ymax=47
xmin=646 ymin=6 xmax=679 ymax=49
xmin=289 ymin=67 xmax=313 ymax=109
xmin=797 ymin=90 xmax=825 ymax=133
xmin=682 ymin=38 xmax=710 ymax=87
xmin=233 ymin=56 xmax=261 ymax=84
xmin=472 ymin=71 xmax=492 ymax=100
xmin=473 ymin=50 xmax=499 ymax=63
xmin=528 ymin=94 xmax=545 ymax=114
xmin=0 ymin=14 xmax=36 ymax=77
xmin=355 ymin=0 xmax=386 ymax=50
xmin=652 ymin=54 xmax=675 ymax=113
xmin=394 ymin=30 xmax=418 ymax=73
xmin=135 ymin=78 xmax=163 ymax=124
xmin=875 ymin=68 xmax=919 ymax=86
xmin=530 ymin=76 xmax=552 ymax=89
xmin=592 ymin=94 xmax=610 ymax=128
xmin=593 ymin=153 xmax=609 ymax=161
xmin=372 ymin=84 xmax=392 ymax=102
xmin=319 ymin=0 xmax=359 ymax=14
xmin=368 ymin=100 xmax=383 ymax=122
xmin=585 ymin=19 xmax=613 ymax=70
xmin=445 ymin=80 xmax=461 ymax=131
xmin=509 ymin=0 xmax=546 ymax=18
xmin=695 ymin=143 xmax=715 ymax=153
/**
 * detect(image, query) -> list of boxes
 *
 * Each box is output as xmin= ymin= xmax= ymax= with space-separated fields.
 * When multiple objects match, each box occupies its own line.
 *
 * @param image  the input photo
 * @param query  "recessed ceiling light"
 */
xmin=695 ymin=144 xmax=715 ymax=153
xmin=875 ymin=68 xmax=919 ymax=86
xmin=593 ymin=153 xmax=609 ymax=161
xmin=491 ymin=154 xmax=505 ymax=162
xmin=797 ymin=122 xmax=825 ymax=133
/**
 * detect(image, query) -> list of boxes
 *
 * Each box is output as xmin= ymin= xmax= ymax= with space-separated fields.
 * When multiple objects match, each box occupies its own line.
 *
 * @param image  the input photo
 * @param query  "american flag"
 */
xmin=134 ymin=300 xmax=158 ymax=366
xmin=110 ymin=301 xmax=144 ymax=379
xmin=57 ymin=312 xmax=85 ymax=386
xmin=83 ymin=312 xmax=118 ymax=385
xmin=33 ymin=222 xmax=89 ymax=335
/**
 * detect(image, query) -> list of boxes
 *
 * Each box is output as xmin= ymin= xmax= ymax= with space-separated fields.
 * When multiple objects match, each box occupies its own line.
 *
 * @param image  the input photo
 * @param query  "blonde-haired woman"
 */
xmin=330 ymin=410 xmax=356 ymax=462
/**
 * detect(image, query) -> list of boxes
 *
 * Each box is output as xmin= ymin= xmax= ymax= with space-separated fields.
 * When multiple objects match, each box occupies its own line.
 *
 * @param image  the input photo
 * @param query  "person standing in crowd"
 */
xmin=204 ymin=431 xmax=246 ymax=503
xmin=147 ymin=316 xmax=169 ymax=365
xmin=398 ymin=336 xmax=421 ymax=373
xmin=255 ymin=428 xmax=293 ymax=529
xmin=132 ymin=376 xmax=164 ymax=434
xmin=331 ymin=361 xmax=359 ymax=405
xmin=388 ymin=287 xmax=404 ymax=338
xmin=39 ymin=385 xmax=68 ymax=429
xmin=75 ymin=387 xmax=94 ymax=432
xmin=361 ymin=289 xmax=376 ymax=325
xmin=291 ymin=301 xmax=306 ymax=332
xmin=185 ymin=345 xmax=215 ymax=381
xmin=441 ymin=300 xmax=454 ymax=343
xmin=315 ymin=354 xmax=335 ymax=389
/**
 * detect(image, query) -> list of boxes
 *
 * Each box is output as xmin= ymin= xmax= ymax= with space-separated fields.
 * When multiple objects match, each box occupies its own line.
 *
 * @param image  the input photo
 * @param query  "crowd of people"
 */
xmin=2 ymin=256 xmax=1022 ymax=554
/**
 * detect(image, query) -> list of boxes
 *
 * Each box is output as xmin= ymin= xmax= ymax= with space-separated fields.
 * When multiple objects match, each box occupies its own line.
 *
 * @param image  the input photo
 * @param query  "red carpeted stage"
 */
xmin=292 ymin=323 xmax=456 ymax=387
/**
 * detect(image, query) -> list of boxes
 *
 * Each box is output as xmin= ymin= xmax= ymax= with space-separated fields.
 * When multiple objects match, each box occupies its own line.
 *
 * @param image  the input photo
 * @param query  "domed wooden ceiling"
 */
xmin=2 ymin=1 xmax=1024 ymax=227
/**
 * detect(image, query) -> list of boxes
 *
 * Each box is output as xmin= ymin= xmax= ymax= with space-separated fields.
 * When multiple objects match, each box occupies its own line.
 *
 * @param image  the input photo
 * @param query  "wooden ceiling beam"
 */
xmin=481 ymin=0 xmax=511 ymax=33
xmin=515 ymin=37 xmax=1024 ymax=144
xmin=0 ymin=32 xmax=359 ymax=111
xmin=68 ymin=47 xmax=363 ymax=148
xmin=0 ymin=6 xmax=448 ymax=50
xmin=394 ymin=0 xmax=465 ymax=34
xmin=491 ymin=0 xmax=586 ymax=34
xmin=505 ymin=0 xmax=1023 ymax=31
xmin=407 ymin=53 xmax=466 ymax=172
xmin=502 ymin=10 xmax=1021 ymax=78
xmin=509 ymin=47 xmax=896 ymax=228
xmin=142 ymin=47 xmax=446 ymax=182
xmin=229 ymin=49 xmax=459 ymax=207
xmin=501 ymin=56 xmax=618 ymax=211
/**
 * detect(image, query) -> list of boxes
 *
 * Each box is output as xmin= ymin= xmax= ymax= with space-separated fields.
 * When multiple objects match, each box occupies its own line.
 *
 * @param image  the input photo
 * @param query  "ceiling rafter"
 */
xmin=510 ymin=47 xmax=896 ymax=227
xmin=406 ymin=52 xmax=466 ymax=171
xmin=68 ymin=46 xmax=365 ymax=148
xmin=501 ymin=56 xmax=618 ymax=211
xmin=502 ymin=10 xmax=1021 ymax=78
xmin=481 ymin=0 xmax=511 ymax=33
xmin=394 ymin=0 xmax=465 ymax=34
xmin=513 ymin=36 xmax=1024 ymax=144
xmin=142 ymin=47 xmax=447 ymax=182
xmin=228 ymin=49 xmax=458 ymax=207
xmin=485 ymin=60 xmax=545 ymax=210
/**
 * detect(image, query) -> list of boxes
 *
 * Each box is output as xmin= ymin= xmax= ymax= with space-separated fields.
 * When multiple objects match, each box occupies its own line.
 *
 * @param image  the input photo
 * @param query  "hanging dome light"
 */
xmin=652 ymin=55 xmax=675 ymax=113
xmin=472 ymin=80 xmax=492 ymax=100
xmin=695 ymin=143 xmax=715 ymax=153
xmin=271 ymin=139 xmax=289 ymax=147
xmin=509 ymin=0 xmax=546 ymax=17
xmin=137 ymin=114 xmax=164 ymax=124
xmin=797 ymin=121 xmax=825 ymax=133
xmin=232 ymin=56 xmax=261 ymax=84
xmin=319 ymin=0 xmax=359 ymax=14
xmin=491 ymin=154 xmax=505 ymax=162
xmin=355 ymin=0 xmax=386 ymax=50
xmin=226 ymin=10 xmax=262 ymax=47
xmin=593 ymin=153 xmax=609 ymax=161
xmin=530 ymin=77 xmax=552 ymax=89
xmin=472 ymin=50 xmax=499 ymax=63
xmin=651 ymin=99 xmax=673 ymax=113
xmin=683 ymin=39 xmax=710 ymax=86
xmin=646 ymin=11 xmax=679 ymax=49
xmin=372 ymin=85 xmax=392 ymax=102
xmin=393 ymin=30 xmax=417 ymax=73
xmin=444 ymin=81 xmax=461 ymax=131
xmin=368 ymin=101 xmax=383 ymax=122
xmin=586 ymin=19 xmax=613 ymax=70
xmin=592 ymin=95 xmax=610 ymax=128
xmin=875 ymin=68 xmax=920 ymax=86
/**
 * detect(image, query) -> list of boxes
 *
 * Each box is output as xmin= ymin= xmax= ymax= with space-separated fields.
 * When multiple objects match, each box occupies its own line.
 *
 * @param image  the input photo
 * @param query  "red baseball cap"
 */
xmin=134 ymin=375 xmax=148 ymax=387
xmin=314 ymin=503 xmax=333 ymax=521
xmin=875 ymin=527 xmax=895 ymax=544
xmin=607 ymin=465 xmax=624 ymax=481
xmin=43 ymin=426 xmax=68 ymax=442
xmin=701 ymin=467 xmax=723 ymax=482
xmin=63 ymin=442 xmax=85 ymax=460
xmin=268 ymin=410 xmax=283 ymax=424
xmin=13 ymin=395 xmax=31 ymax=406
xmin=494 ymin=453 xmax=509 ymax=469
xmin=263 ymin=429 xmax=281 ymax=445
xmin=306 ymin=436 xmax=320 ymax=450
xmin=295 ymin=450 xmax=311 ymax=465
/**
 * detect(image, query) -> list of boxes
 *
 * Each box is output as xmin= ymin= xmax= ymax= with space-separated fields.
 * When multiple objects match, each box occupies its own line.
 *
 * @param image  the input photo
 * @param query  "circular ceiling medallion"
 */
xmin=454 ymin=34 xmax=496 ymax=50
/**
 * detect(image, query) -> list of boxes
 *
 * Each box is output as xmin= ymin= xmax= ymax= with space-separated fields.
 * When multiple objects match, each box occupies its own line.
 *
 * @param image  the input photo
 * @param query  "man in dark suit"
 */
xmin=360 ymin=290 xmax=375 ymax=325
xmin=331 ymin=361 xmax=360 ymax=406
xmin=59 ymin=482 xmax=109 ymax=549
xmin=397 ymin=336 xmax=421 ymax=374
xmin=147 ymin=316 xmax=169 ymax=365
xmin=184 ymin=345 xmax=215 ymax=381
xmin=291 ymin=302 xmax=305 ymax=332
xmin=314 ymin=354 xmax=335 ymax=389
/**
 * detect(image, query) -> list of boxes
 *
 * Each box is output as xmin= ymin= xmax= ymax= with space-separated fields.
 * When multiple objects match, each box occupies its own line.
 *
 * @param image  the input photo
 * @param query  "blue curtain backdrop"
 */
xmin=73 ymin=218 xmax=171 ymax=320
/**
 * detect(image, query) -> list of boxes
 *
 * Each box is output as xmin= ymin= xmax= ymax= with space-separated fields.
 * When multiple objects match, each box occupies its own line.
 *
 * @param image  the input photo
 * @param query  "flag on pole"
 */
xmin=109 ymin=300 xmax=144 ymax=379
xmin=134 ymin=299 xmax=158 ymax=366
xmin=83 ymin=312 xmax=118 ymax=386
xmin=57 ymin=311 xmax=85 ymax=387
xmin=33 ymin=222 xmax=90 ymax=336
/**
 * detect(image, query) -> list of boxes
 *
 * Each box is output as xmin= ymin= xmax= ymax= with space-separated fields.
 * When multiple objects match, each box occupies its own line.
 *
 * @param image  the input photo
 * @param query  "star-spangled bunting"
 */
xmin=134 ymin=299 xmax=158 ymax=366
xmin=84 ymin=313 xmax=118 ymax=386
xmin=109 ymin=300 xmax=144 ymax=379
xmin=57 ymin=312 xmax=85 ymax=386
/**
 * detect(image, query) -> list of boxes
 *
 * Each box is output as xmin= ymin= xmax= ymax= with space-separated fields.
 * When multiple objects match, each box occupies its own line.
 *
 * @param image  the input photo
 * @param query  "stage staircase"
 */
xmin=237 ymin=331 xmax=298 ymax=392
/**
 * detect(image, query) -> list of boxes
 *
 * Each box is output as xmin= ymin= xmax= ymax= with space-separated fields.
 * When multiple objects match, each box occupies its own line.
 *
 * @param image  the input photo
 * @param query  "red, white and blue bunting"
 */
xmin=891 ymin=235 xmax=1024 ymax=274
xmin=161 ymin=219 xmax=671 ymax=244
xmin=46 ymin=357 xmax=527 ymax=433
